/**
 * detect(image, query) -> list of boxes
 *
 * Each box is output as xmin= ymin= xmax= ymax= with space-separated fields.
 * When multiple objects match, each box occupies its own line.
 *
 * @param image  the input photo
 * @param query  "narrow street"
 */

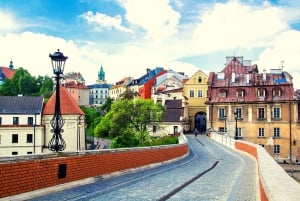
xmin=30 ymin=135 xmax=258 ymax=201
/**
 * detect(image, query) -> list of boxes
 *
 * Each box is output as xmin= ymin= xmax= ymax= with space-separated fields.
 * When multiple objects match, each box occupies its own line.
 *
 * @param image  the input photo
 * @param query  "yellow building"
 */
xmin=183 ymin=69 xmax=208 ymax=133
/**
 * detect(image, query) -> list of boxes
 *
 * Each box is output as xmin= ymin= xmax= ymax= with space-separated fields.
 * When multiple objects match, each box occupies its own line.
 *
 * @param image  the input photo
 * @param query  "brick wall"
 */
xmin=0 ymin=144 xmax=188 ymax=198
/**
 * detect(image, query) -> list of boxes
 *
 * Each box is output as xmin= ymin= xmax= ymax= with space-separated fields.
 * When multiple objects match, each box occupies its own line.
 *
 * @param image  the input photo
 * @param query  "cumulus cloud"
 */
xmin=81 ymin=11 xmax=133 ymax=33
xmin=192 ymin=0 xmax=288 ymax=53
xmin=118 ymin=0 xmax=180 ymax=39
xmin=0 ymin=11 xmax=17 ymax=33
xmin=255 ymin=30 xmax=300 ymax=89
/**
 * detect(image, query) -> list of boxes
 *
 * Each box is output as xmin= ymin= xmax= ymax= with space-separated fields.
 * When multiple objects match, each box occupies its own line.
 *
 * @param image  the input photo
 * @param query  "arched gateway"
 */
xmin=194 ymin=112 xmax=206 ymax=134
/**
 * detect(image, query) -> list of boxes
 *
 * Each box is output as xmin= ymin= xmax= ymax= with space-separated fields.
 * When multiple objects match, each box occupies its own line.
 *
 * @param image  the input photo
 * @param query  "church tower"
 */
xmin=97 ymin=65 xmax=106 ymax=84
xmin=9 ymin=59 xmax=14 ymax=70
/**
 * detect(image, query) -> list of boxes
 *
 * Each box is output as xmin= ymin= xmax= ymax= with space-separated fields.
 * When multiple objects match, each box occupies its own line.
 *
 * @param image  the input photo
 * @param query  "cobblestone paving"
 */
xmin=29 ymin=135 xmax=258 ymax=201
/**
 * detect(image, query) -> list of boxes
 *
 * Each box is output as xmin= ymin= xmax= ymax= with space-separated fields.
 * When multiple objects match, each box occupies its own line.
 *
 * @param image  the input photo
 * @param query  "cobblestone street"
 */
xmin=26 ymin=135 xmax=258 ymax=201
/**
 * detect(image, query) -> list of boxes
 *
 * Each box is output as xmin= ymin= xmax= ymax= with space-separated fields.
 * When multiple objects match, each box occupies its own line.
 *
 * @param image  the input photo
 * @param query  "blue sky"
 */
xmin=1 ymin=0 xmax=300 ymax=88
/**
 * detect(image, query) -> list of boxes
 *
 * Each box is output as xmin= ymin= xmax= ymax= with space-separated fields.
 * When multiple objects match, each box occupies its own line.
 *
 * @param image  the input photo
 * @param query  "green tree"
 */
xmin=37 ymin=75 xmax=53 ymax=99
xmin=95 ymin=99 xmax=164 ymax=147
xmin=100 ymin=97 xmax=113 ymax=113
xmin=80 ymin=106 xmax=102 ymax=137
xmin=0 ymin=68 xmax=54 ymax=98
xmin=0 ymin=79 xmax=15 ymax=95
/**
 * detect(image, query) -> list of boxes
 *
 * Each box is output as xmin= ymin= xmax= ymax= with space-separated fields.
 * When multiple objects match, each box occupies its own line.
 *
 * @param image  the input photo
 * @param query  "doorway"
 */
xmin=195 ymin=112 xmax=206 ymax=134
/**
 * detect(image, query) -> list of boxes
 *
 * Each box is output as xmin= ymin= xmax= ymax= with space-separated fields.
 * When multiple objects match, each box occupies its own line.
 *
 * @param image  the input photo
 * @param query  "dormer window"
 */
xmin=236 ymin=89 xmax=244 ymax=98
xmin=219 ymin=89 xmax=227 ymax=97
xmin=272 ymin=88 xmax=282 ymax=97
xmin=257 ymin=88 xmax=266 ymax=97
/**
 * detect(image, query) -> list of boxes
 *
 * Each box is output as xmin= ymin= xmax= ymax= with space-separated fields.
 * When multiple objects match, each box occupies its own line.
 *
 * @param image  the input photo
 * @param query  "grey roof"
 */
xmin=0 ymin=96 xmax=44 ymax=114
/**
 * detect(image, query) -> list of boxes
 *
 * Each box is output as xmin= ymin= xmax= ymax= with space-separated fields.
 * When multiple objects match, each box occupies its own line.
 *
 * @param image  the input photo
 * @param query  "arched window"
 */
xmin=219 ymin=89 xmax=227 ymax=97
xmin=236 ymin=89 xmax=244 ymax=98
xmin=272 ymin=87 xmax=282 ymax=97
xmin=257 ymin=88 xmax=266 ymax=97
xmin=198 ymin=76 xmax=202 ymax=83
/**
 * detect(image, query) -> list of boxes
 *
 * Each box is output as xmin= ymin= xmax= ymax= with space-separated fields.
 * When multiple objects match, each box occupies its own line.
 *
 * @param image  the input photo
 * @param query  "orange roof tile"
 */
xmin=1 ymin=67 xmax=15 ymax=79
xmin=43 ymin=86 xmax=85 ymax=115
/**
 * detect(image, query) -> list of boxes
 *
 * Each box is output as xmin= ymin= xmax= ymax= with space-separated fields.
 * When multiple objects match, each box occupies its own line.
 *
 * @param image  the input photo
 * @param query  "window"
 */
xmin=257 ymin=89 xmax=265 ymax=97
xmin=198 ymin=90 xmax=203 ymax=98
xmin=27 ymin=134 xmax=33 ymax=143
xmin=236 ymin=89 xmax=244 ymax=98
xmin=273 ymin=107 xmax=281 ymax=119
xmin=0 ymin=117 xmax=2 ymax=125
xmin=189 ymin=90 xmax=194 ymax=98
xmin=27 ymin=152 xmax=33 ymax=155
xmin=219 ymin=127 xmax=225 ymax=132
xmin=173 ymin=126 xmax=178 ymax=134
xmin=12 ymin=134 xmax=18 ymax=143
xmin=153 ymin=125 xmax=157 ymax=133
xmin=273 ymin=88 xmax=282 ymax=96
xmin=257 ymin=108 xmax=265 ymax=119
xmin=274 ymin=145 xmax=280 ymax=154
xmin=274 ymin=128 xmax=280 ymax=138
xmin=235 ymin=108 xmax=242 ymax=119
xmin=198 ymin=76 xmax=202 ymax=83
xmin=219 ymin=89 xmax=226 ymax=97
xmin=12 ymin=152 xmax=18 ymax=155
xmin=218 ymin=108 xmax=226 ymax=119
xmin=258 ymin=128 xmax=265 ymax=137
xmin=0 ymin=134 xmax=1 ymax=144
xmin=13 ymin=117 xmax=19 ymax=125
xmin=28 ymin=117 xmax=34 ymax=125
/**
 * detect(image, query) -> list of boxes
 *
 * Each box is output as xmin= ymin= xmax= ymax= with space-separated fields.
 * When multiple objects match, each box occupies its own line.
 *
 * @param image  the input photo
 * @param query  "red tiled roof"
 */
xmin=43 ymin=86 xmax=84 ymax=115
xmin=207 ymin=57 xmax=295 ymax=103
xmin=1 ymin=67 xmax=15 ymax=79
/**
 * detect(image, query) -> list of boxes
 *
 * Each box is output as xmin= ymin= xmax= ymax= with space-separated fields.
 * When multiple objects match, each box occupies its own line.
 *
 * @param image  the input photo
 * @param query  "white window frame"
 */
xmin=258 ymin=128 xmax=265 ymax=137
xmin=273 ymin=107 xmax=281 ymax=119
xmin=273 ymin=128 xmax=280 ymax=138
xmin=274 ymin=145 xmax=280 ymax=154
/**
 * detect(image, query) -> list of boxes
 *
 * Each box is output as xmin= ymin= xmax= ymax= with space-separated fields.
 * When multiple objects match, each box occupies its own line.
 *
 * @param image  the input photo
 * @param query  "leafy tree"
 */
xmin=38 ymin=75 xmax=53 ymax=99
xmin=100 ymin=97 xmax=113 ymax=113
xmin=0 ymin=68 xmax=54 ymax=98
xmin=0 ymin=79 xmax=15 ymax=95
xmin=95 ymin=98 xmax=165 ymax=147
xmin=119 ymin=89 xmax=139 ymax=100
xmin=80 ymin=106 xmax=102 ymax=137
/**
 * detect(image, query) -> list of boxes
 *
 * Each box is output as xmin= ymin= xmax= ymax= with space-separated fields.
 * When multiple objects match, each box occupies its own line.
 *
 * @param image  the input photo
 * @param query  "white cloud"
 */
xmin=255 ymin=30 xmax=300 ymax=89
xmin=119 ymin=0 xmax=180 ymax=39
xmin=81 ymin=11 xmax=133 ymax=33
xmin=192 ymin=0 xmax=288 ymax=53
xmin=0 ymin=11 xmax=17 ymax=33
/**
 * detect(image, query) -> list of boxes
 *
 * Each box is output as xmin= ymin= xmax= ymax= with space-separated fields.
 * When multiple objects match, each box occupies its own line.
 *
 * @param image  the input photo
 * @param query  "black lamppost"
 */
xmin=234 ymin=111 xmax=238 ymax=140
xmin=48 ymin=49 xmax=68 ymax=152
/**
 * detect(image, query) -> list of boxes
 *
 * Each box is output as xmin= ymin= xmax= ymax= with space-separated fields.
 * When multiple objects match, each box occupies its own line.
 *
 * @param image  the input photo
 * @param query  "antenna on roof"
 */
xmin=280 ymin=60 xmax=284 ymax=69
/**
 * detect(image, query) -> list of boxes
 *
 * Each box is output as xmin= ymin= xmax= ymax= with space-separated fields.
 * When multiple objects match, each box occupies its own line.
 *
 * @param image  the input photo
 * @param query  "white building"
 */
xmin=0 ymin=87 xmax=86 ymax=156
xmin=0 ymin=96 xmax=44 ymax=156
xmin=42 ymin=87 xmax=86 ymax=152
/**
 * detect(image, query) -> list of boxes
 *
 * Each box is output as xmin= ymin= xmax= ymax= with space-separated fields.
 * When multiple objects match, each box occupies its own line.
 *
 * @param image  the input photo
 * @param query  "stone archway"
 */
xmin=194 ymin=112 xmax=207 ymax=134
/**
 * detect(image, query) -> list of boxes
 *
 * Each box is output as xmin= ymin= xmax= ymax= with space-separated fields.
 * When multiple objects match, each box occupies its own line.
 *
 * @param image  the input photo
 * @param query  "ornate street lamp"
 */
xmin=234 ymin=111 xmax=238 ymax=140
xmin=48 ymin=49 xmax=68 ymax=152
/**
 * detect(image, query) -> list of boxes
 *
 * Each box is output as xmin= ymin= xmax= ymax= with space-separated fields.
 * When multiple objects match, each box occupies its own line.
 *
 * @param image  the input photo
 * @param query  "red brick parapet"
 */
xmin=0 ymin=143 xmax=188 ymax=198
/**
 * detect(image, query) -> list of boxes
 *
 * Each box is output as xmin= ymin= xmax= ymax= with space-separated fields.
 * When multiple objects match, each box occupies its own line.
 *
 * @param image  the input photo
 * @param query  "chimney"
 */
xmin=263 ymin=69 xmax=266 ymax=81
